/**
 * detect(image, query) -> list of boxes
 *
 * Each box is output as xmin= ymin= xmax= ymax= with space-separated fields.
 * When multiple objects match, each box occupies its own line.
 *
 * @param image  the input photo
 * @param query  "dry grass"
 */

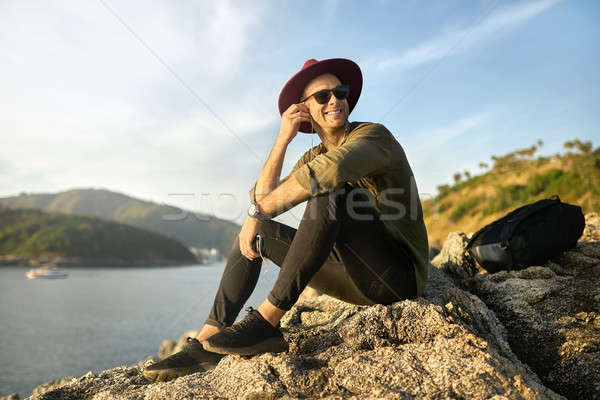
xmin=423 ymin=152 xmax=594 ymax=248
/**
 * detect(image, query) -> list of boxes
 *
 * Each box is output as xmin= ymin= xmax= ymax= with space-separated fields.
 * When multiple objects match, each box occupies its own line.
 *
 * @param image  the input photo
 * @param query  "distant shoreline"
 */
xmin=0 ymin=255 xmax=207 ymax=268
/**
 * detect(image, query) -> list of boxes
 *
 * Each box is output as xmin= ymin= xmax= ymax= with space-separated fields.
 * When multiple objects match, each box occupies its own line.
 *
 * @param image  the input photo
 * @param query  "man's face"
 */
xmin=301 ymin=73 xmax=349 ymax=133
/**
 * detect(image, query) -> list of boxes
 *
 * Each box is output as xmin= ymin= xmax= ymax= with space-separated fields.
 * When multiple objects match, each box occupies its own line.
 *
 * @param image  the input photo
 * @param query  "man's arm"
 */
xmin=239 ymin=103 xmax=311 ymax=261
xmin=256 ymin=175 xmax=310 ymax=217
xmin=252 ymin=103 xmax=312 ymax=201
xmin=256 ymin=123 xmax=393 ymax=216
xmin=291 ymin=123 xmax=392 ymax=196
xmin=254 ymin=138 xmax=289 ymax=202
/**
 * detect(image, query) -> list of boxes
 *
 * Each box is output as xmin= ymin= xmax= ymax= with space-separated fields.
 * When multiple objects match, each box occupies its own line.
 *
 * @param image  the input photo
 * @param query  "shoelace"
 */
xmin=163 ymin=337 xmax=201 ymax=362
xmin=226 ymin=306 xmax=261 ymax=334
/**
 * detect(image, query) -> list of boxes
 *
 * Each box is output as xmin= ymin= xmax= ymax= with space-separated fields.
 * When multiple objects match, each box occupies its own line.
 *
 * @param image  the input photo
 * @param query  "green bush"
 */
xmin=483 ymin=169 xmax=565 ymax=215
xmin=436 ymin=184 xmax=451 ymax=199
xmin=438 ymin=202 xmax=452 ymax=213
xmin=450 ymin=197 xmax=480 ymax=222
xmin=420 ymin=141 xmax=600 ymax=220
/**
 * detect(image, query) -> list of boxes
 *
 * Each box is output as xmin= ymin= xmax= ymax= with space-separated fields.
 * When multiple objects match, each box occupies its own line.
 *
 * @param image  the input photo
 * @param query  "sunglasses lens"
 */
xmin=313 ymin=90 xmax=331 ymax=104
xmin=333 ymin=85 xmax=349 ymax=100
xmin=308 ymin=85 xmax=350 ymax=104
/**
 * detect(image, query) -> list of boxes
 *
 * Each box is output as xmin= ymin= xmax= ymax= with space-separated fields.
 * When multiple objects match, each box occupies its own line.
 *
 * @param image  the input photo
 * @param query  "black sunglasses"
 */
xmin=300 ymin=84 xmax=350 ymax=104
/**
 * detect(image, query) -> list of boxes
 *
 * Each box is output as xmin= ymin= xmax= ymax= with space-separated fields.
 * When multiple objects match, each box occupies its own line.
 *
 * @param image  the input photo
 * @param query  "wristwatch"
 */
xmin=248 ymin=202 xmax=271 ymax=221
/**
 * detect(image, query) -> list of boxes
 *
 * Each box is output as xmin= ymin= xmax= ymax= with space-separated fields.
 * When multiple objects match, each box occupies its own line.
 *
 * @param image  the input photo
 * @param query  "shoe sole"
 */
xmin=143 ymin=361 xmax=219 ymax=382
xmin=202 ymin=337 xmax=289 ymax=356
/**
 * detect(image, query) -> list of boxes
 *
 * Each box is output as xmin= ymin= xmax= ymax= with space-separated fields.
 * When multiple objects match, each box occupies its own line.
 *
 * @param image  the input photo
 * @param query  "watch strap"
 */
xmin=248 ymin=202 xmax=271 ymax=221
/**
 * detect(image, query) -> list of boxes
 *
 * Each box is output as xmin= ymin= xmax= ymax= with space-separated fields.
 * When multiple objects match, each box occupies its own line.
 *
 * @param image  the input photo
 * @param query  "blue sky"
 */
xmin=1 ymin=0 xmax=598 ymax=226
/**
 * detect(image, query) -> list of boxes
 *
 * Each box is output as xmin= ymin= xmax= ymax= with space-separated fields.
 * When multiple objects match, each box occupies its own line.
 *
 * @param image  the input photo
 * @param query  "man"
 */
xmin=144 ymin=58 xmax=429 ymax=382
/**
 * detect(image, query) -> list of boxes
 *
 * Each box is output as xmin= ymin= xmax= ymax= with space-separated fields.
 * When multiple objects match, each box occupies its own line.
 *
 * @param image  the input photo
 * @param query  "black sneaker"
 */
xmin=202 ymin=307 xmax=288 ymax=356
xmin=143 ymin=337 xmax=224 ymax=382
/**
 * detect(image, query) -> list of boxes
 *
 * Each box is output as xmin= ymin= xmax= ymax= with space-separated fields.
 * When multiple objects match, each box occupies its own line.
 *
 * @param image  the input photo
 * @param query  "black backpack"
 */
xmin=466 ymin=195 xmax=585 ymax=273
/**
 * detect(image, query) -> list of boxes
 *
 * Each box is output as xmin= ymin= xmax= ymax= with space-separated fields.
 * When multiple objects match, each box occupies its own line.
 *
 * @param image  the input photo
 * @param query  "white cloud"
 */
xmin=374 ymin=0 xmax=562 ymax=71
xmin=0 ymin=0 xmax=274 ymax=222
xmin=406 ymin=113 xmax=490 ymax=152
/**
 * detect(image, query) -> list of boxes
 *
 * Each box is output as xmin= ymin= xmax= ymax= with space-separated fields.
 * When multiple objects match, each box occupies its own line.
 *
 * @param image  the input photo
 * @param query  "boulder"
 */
xmin=432 ymin=212 xmax=600 ymax=399
xmin=29 ymin=376 xmax=75 ymax=397
xmin=430 ymin=231 xmax=480 ymax=279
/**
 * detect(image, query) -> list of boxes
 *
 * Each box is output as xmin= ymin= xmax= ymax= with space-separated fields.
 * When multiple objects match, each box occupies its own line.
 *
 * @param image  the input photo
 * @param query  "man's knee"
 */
xmin=304 ymin=186 xmax=349 ymax=221
xmin=343 ymin=187 xmax=378 ymax=222
xmin=305 ymin=184 xmax=377 ymax=223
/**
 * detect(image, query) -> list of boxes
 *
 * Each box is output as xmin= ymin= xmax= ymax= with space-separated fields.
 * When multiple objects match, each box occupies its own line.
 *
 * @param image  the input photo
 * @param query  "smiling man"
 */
xmin=144 ymin=58 xmax=429 ymax=382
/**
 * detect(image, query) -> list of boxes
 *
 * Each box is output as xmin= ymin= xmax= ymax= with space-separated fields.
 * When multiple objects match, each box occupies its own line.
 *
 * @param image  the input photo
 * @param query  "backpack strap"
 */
xmin=467 ymin=195 xmax=561 ymax=250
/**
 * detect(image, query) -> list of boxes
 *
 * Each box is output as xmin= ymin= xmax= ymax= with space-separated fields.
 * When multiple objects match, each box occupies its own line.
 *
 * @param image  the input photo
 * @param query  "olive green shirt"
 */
xmin=250 ymin=121 xmax=429 ymax=296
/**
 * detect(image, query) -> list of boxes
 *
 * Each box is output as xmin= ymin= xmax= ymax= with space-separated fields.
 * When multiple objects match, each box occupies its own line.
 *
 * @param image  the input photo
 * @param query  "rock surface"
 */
xmin=27 ymin=266 xmax=562 ymax=399
xmin=26 ymin=214 xmax=600 ymax=399
xmin=29 ymin=377 xmax=76 ymax=397
xmin=432 ymin=212 xmax=600 ymax=399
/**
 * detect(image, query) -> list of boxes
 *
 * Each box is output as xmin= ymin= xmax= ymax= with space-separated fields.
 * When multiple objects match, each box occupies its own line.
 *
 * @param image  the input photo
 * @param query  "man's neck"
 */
xmin=318 ymin=122 xmax=350 ymax=151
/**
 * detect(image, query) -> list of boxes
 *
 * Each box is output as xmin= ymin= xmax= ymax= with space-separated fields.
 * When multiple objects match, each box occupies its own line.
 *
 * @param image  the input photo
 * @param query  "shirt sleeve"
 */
xmin=290 ymin=123 xmax=392 ymax=196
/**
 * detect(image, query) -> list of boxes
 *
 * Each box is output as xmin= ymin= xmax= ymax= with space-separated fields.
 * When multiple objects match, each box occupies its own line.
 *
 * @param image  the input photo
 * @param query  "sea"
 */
xmin=0 ymin=262 xmax=280 ymax=398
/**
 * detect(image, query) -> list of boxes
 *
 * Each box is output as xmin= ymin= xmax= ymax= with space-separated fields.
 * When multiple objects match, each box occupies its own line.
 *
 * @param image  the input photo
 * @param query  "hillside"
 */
xmin=422 ymin=139 xmax=600 ymax=247
xmin=0 ymin=207 xmax=197 ymax=265
xmin=0 ymin=188 xmax=240 ymax=256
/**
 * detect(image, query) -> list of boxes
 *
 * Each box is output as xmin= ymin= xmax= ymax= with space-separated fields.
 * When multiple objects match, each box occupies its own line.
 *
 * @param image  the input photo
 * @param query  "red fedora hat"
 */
xmin=278 ymin=58 xmax=363 ymax=133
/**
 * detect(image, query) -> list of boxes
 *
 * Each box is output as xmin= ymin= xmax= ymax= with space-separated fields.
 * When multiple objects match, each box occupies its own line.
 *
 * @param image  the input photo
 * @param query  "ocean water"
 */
xmin=0 ymin=262 xmax=280 ymax=398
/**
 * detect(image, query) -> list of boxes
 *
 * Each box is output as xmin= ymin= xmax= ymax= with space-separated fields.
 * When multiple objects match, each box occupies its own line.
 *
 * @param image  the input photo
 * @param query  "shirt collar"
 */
xmin=316 ymin=121 xmax=356 ymax=154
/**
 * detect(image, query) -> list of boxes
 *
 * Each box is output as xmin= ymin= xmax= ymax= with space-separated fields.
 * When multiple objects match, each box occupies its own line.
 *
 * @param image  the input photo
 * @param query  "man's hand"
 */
xmin=278 ymin=103 xmax=311 ymax=145
xmin=239 ymin=216 xmax=262 ymax=260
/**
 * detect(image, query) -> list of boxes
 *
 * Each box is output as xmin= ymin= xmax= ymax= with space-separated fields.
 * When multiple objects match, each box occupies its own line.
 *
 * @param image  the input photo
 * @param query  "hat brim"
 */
xmin=278 ymin=58 xmax=362 ymax=133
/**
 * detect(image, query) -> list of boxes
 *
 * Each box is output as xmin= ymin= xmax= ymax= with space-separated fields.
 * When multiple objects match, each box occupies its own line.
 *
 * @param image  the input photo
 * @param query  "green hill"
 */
xmin=423 ymin=139 xmax=600 ymax=247
xmin=0 ymin=207 xmax=196 ymax=265
xmin=0 ymin=188 xmax=240 ymax=256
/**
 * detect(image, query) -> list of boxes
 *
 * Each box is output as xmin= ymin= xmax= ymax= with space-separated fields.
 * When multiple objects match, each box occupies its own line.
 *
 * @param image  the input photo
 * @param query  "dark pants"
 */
xmin=205 ymin=185 xmax=417 ymax=328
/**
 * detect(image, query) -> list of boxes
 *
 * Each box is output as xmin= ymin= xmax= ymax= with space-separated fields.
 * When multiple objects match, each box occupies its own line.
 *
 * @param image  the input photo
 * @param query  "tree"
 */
xmin=563 ymin=140 xmax=574 ymax=151
xmin=436 ymin=184 xmax=450 ymax=197
xmin=564 ymin=139 xmax=592 ymax=154
xmin=491 ymin=153 xmax=518 ymax=169
xmin=537 ymin=139 xmax=543 ymax=147
xmin=453 ymin=173 xmax=462 ymax=185
xmin=491 ymin=155 xmax=499 ymax=167
xmin=516 ymin=145 xmax=536 ymax=158
xmin=464 ymin=171 xmax=471 ymax=180
xmin=478 ymin=162 xmax=489 ymax=170
xmin=574 ymin=139 xmax=592 ymax=154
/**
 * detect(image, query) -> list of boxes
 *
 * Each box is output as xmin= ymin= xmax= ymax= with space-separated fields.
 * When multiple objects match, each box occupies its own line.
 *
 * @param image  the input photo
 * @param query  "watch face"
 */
xmin=248 ymin=203 xmax=257 ymax=216
xmin=248 ymin=202 xmax=269 ymax=220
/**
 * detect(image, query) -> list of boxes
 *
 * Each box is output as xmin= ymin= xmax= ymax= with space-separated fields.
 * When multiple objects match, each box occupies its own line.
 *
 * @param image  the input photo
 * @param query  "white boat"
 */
xmin=26 ymin=267 xmax=69 ymax=279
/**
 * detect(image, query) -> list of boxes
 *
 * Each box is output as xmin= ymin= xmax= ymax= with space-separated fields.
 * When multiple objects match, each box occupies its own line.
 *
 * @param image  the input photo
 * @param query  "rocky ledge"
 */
xmin=21 ymin=213 xmax=600 ymax=399
xmin=432 ymin=213 xmax=600 ymax=399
